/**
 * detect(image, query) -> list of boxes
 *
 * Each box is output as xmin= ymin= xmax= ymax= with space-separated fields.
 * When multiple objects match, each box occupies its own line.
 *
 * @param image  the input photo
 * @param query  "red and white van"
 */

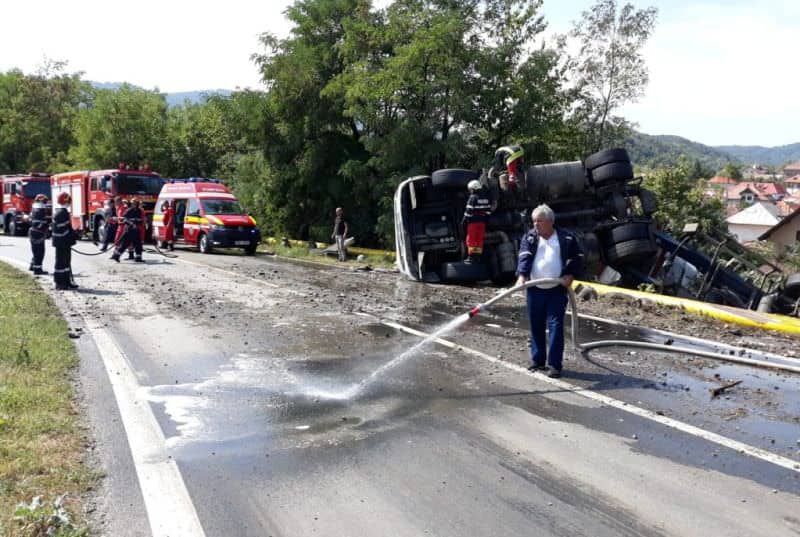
xmin=152 ymin=179 xmax=261 ymax=254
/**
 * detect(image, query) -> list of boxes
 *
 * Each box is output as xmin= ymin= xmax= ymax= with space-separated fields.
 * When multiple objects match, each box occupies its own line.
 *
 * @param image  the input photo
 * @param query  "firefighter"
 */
xmin=494 ymin=144 xmax=525 ymax=191
xmin=111 ymin=198 xmax=145 ymax=263
xmin=462 ymin=179 xmax=492 ymax=263
xmin=52 ymin=192 xmax=78 ymax=290
xmin=28 ymin=194 xmax=50 ymax=275
xmin=114 ymin=199 xmax=135 ymax=259
xmin=162 ymin=200 xmax=175 ymax=250
xmin=100 ymin=197 xmax=119 ymax=251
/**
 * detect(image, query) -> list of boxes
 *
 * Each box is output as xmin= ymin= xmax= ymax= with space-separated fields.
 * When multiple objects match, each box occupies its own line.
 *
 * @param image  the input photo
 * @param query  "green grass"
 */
xmin=0 ymin=263 xmax=98 ymax=536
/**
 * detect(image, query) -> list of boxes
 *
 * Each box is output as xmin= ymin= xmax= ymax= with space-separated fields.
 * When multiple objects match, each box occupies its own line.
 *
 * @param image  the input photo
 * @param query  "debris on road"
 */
xmin=711 ymin=380 xmax=743 ymax=398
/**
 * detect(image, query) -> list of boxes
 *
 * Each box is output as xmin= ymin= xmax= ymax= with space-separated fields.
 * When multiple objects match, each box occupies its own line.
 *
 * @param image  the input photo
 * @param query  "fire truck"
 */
xmin=50 ymin=164 xmax=165 ymax=243
xmin=1 ymin=173 xmax=52 ymax=235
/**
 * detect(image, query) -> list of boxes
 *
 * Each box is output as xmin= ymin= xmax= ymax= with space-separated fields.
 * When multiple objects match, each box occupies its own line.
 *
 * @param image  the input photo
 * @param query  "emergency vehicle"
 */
xmin=152 ymin=179 xmax=261 ymax=254
xmin=1 ymin=173 xmax=52 ymax=235
xmin=50 ymin=164 xmax=164 ymax=242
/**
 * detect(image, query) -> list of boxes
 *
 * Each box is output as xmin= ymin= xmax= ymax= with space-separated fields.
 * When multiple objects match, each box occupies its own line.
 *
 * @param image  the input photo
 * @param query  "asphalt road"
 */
xmin=1 ymin=235 xmax=798 ymax=537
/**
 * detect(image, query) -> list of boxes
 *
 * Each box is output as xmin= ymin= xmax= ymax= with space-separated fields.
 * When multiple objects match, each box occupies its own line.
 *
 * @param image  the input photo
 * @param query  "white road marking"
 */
xmin=0 ymin=255 xmax=206 ymax=536
xmin=370 ymin=315 xmax=800 ymax=475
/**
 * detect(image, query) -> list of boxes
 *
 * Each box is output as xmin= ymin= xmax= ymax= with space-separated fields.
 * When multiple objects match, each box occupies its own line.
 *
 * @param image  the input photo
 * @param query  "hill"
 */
xmin=624 ymin=132 xmax=732 ymax=171
xmin=89 ymin=81 xmax=232 ymax=107
xmin=714 ymin=144 xmax=800 ymax=167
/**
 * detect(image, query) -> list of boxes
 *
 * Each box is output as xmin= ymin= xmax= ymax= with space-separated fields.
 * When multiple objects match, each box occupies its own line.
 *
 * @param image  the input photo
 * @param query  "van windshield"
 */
xmin=21 ymin=181 xmax=51 ymax=199
xmin=201 ymin=199 xmax=244 ymax=215
xmin=116 ymin=175 xmax=164 ymax=195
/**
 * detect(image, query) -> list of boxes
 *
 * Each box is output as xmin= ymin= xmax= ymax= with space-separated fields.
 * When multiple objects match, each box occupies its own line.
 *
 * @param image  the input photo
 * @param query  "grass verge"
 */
xmin=260 ymin=241 xmax=396 ymax=269
xmin=0 ymin=263 xmax=97 ymax=536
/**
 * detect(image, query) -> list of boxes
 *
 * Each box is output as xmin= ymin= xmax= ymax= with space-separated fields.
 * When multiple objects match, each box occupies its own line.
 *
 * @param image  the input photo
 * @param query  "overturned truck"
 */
xmin=394 ymin=148 xmax=800 ymax=317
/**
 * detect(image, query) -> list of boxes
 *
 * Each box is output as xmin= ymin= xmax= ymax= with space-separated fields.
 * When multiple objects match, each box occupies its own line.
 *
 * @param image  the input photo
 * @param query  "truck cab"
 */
xmin=50 ymin=165 xmax=164 ymax=242
xmin=153 ymin=179 xmax=261 ymax=255
xmin=1 ymin=173 xmax=52 ymax=235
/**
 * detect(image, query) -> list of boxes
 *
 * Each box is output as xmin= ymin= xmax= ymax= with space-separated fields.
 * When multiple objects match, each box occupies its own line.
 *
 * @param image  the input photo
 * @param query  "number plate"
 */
xmin=235 ymin=240 xmax=250 ymax=246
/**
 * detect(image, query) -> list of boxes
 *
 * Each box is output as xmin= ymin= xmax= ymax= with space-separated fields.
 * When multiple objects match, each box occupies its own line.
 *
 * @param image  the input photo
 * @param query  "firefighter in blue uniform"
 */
xmin=462 ymin=179 xmax=492 ymax=263
xmin=111 ymin=198 xmax=145 ymax=263
xmin=52 ymin=192 xmax=78 ymax=290
xmin=28 ymin=194 xmax=50 ymax=275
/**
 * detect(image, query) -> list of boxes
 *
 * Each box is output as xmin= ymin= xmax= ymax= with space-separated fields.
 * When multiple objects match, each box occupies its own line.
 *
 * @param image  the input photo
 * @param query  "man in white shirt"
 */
xmin=515 ymin=204 xmax=583 ymax=377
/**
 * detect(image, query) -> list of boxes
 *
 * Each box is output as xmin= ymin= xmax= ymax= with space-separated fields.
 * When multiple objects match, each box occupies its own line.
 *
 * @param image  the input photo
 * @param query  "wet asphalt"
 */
xmin=1 ymin=236 xmax=799 ymax=536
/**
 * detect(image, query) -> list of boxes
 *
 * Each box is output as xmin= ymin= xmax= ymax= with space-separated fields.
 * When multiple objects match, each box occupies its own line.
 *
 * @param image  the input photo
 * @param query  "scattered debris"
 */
xmin=711 ymin=380 xmax=742 ymax=398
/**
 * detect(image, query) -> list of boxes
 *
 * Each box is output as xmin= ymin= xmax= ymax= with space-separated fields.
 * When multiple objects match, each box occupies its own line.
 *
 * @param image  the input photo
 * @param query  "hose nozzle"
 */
xmin=468 ymin=305 xmax=482 ymax=318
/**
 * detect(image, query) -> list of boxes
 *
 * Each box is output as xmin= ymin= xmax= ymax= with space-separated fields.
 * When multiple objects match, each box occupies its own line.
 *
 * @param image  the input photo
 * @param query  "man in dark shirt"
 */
xmin=331 ymin=207 xmax=349 ymax=262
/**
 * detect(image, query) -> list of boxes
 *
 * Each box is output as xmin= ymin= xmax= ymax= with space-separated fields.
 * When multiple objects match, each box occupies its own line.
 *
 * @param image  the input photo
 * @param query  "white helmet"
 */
xmin=467 ymin=179 xmax=482 ymax=191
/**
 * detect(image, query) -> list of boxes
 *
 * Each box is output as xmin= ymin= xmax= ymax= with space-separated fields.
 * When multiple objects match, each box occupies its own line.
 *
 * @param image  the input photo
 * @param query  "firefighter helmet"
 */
xmin=57 ymin=192 xmax=71 ymax=205
xmin=467 ymin=179 xmax=482 ymax=191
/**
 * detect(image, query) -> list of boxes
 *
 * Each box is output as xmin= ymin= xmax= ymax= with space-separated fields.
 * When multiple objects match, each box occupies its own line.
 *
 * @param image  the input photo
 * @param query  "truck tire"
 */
xmin=590 ymin=161 xmax=634 ymax=186
xmin=431 ymin=169 xmax=479 ymax=189
xmin=605 ymin=238 xmax=655 ymax=264
xmin=608 ymin=222 xmax=651 ymax=244
xmin=7 ymin=218 xmax=18 ymax=236
xmin=584 ymin=148 xmax=630 ymax=170
xmin=757 ymin=293 xmax=777 ymax=313
xmin=440 ymin=260 xmax=490 ymax=282
xmin=782 ymin=273 xmax=800 ymax=299
xmin=198 ymin=233 xmax=213 ymax=254
xmin=94 ymin=216 xmax=104 ymax=243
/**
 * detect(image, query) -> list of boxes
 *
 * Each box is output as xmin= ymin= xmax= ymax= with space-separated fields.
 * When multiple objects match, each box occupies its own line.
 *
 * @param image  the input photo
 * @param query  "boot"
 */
xmin=134 ymin=257 xmax=144 ymax=263
xmin=127 ymin=251 xmax=135 ymax=260
xmin=33 ymin=269 xmax=48 ymax=275
xmin=110 ymin=254 xmax=120 ymax=263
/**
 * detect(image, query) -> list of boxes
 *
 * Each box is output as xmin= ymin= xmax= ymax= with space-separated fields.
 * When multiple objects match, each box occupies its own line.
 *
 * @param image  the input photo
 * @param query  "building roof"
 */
xmin=725 ymin=201 xmax=781 ymax=226
xmin=758 ymin=205 xmax=800 ymax=240
xmin=708 ymin=175 xmax=738 ymax=185
xmin=784 ymin=175 xmax=800 ymax=184
xmin=784 ymin=161 xmax=800 ymax=171
xmin=725 ymin=181 xmax=787 ymax=200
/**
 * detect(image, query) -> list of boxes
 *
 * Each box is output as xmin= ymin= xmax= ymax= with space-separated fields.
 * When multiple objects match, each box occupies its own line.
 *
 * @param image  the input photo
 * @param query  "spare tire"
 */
xmin=590 ymin=161 xmax=634 ymax=186
xmin=605 ymin=238 xmax=656 ymax=264
xmin=440 ymin=260 xmax=490 ymax=282
xmin=782 ymin=273 xmax=800 ymax=299
xmin=608 ymin=222 xmax=651 ymax=244
xmin=584 ymin=148 xmax=630 ymax=170
xmin=431 ymin=169 xmax=479 ymax=188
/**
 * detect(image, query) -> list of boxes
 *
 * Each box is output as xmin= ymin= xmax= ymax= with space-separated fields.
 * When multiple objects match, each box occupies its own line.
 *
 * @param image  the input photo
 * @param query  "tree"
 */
xmin=719 ymin=162 xmax=743 ymax=181
xmin=70 ymin=85 xmax=169 ymax=171
xmin=0 ymin=61 xmax=89 ymax=172
xmin=643 ymin=159 xmax=726 ymax=235
xmin=570 ymin=0 xmax=657 ymax=154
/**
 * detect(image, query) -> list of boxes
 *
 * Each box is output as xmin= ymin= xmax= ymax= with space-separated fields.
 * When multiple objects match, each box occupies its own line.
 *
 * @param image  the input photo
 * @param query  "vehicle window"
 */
xmin=115 ymin=174 xmax=165 ymax=195
xmin=187 ymin=199 xmax=200 ymax=217
xmin=90 ymin=177 xmax=98 ymax=190
xmin=21 ymin=181 xmax=51 ymax=199
xmin=200 ymin=199 xmax=244 ymax=215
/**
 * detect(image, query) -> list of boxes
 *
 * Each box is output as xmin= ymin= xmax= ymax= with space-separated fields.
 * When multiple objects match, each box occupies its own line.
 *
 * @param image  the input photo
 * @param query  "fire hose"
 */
xmin=467 ymin=278 xmax=800 ymax=375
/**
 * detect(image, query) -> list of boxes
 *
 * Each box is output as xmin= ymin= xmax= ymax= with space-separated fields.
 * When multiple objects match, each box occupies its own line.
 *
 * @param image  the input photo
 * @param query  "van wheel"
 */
xmin=244 ymin=244 xmax=257 ymax=255
xmin=198 ymin=233 xmax=213 ymax=254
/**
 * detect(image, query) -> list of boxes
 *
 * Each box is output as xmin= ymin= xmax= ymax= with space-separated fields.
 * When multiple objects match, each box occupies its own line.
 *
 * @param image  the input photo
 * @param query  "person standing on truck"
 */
xmin=52 ymin=192 xmax=78 ymax=290
xmin=111 ymin=198 xmax=145 ymax=263
xmin=515 ymin=204 xmax=583 ymax=378
xmin=162 ymin=200 xmax=175 ymax=250
xmin=331 ymin=207 xmax=349 ymax=262
xmin=100 ymin=197 xmax=118 ymax=251
xmin=28 ymin=194 xmax=50 ymax=275
xmin=494 ymin=144 xmax=525 ymax=191
xmin=462 ymin=179 xmax=492 ymax=263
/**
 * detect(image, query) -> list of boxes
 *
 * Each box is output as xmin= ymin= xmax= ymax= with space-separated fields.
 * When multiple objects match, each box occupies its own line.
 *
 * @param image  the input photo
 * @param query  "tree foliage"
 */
xmin=570 ymin=0 xmax=657 ymax=154
xmin=642 ymin=159 xmax=726 ymax=235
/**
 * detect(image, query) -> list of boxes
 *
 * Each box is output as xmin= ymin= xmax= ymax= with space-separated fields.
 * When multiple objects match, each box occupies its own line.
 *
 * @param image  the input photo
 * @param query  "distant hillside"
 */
xmin=713 ymin=144 xmax=800 ymax=167
xmin=625 ymin=132 xmax=733 ymax=171
xmin=89 ymin=81 xmax=232 ymax=107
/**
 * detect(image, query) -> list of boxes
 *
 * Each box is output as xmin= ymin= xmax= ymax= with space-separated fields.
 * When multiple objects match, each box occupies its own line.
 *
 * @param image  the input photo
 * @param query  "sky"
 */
xmin=2 ymin=0 xmax=798 ymax=147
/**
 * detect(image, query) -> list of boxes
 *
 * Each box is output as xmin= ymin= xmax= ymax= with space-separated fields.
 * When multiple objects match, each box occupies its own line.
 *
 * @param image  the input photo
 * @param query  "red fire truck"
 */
xmin=50 ymin=165 xmax=164 ymax=242
xmin=1 ymin=173 xmax=52 ymax=235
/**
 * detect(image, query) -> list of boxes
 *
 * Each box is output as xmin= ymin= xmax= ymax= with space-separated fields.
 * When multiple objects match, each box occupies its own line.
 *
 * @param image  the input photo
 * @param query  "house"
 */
xmin=777 ymin=196 xmax=800 ymax=216
xmin=708 ymin=175 xmax=738 ymax=185
xmin=726 ymin=201 xmax=781 ymax=243
xmin=783 ymin=161 xmax=800 ymax=178
xmin=758 ymin=206 xmax=800 ymax=255
xmin=723 ymin=181 xmax=787 ymax=210
xmin=785 ymin=175 xmax=800 ymax=196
